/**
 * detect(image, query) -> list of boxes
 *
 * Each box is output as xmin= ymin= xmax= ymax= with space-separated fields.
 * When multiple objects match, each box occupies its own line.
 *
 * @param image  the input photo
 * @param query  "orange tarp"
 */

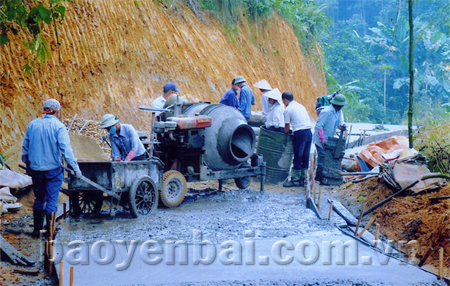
xmin=357 ymin=136 xmax=409 ymax=168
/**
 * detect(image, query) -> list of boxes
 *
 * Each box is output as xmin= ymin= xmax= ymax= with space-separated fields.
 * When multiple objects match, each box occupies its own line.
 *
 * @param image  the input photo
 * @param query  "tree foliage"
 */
xmin=0 ymin=0 xmax=71 ymax=75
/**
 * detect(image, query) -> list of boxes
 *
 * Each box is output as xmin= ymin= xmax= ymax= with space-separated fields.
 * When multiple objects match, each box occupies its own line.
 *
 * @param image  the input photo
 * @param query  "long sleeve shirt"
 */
xmin=238 ymin=84 xmax=255 ymax=120
xmin=261 ymin=90 xmax=270 ymax=117
xmin=110 ymin=123 xmax=146 ymax=160
xmin=265 ymin=101 xmax=285 ymax=129
xmin=22 ymin=114 xmax=80 ymax=172
xmin=219 ymin=88 xmax=239 ymax=108
xmin=312 ymin=105 xmax=344 ymax=147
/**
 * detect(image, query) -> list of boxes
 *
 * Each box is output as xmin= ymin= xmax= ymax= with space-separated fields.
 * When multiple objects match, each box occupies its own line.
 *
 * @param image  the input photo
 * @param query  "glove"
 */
xmin=339 ymin=123 xmax=347 ymax=131
xmin=318 ymin=128 xmax=325 ymax=144
xmin=125 ymin=150 xmax=136 ymax=162
xmin=116 ymin=157 xmax=122 ymax=161
xmin=74 ymin=168 xmax=82 ymax=178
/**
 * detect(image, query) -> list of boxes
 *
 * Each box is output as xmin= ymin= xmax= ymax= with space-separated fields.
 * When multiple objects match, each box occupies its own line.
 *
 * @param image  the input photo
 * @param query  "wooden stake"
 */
xmin=0 ymin=202 xmax=3 ymax=217
xmin=354 ymin=205 xmax=365 ymax=236
xmin=318 ymin=187 xmax=322 ymax=211
xmin=374 ymin=223 xmax=380 ymax=248
xmin=328 ymin=201 xmax=333 ymax=220
xmin=358 ymin=217 xmax=376 ymax=238
xmin=312 ymin=185 xmax=317 ymax=205
xmin=70 ymin=267 xmax=74 ymax=286
xmin=439 ymin=247 xmax=444 ymax=279
xmin=63 ymin=203 xmax=67 ymax=219
xmin=59 ymin=261 xmax=64 ymax=286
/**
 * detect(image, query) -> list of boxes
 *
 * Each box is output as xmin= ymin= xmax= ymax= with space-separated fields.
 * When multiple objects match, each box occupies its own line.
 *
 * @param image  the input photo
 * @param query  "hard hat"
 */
xmin=253 ymin=79 xmax=272 ymax=90
xmin=99 ymin=114 xmax=120 ymax=129
xmin=263 ymin=88 xmax=282 ymax=102
xmin=330 ymin=94 xmax=348 ymax=106
xmin=43 ymin=99 xmax=61 ymax=111
xmin=234 ymin=76 xmax=246 ymax=84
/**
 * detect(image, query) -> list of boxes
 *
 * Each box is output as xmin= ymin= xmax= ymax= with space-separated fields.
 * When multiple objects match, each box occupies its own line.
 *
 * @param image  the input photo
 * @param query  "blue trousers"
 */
xmin=30 ymin=167 xmax=63 ymax=215
xmin=292 ymin=129 xmax=312 ymax=170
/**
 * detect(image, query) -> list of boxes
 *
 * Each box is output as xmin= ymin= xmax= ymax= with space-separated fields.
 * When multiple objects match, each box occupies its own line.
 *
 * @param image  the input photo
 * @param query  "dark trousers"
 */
xmin=315 ymin=144 xmax=325 ymax=180
xmin=292 ymin=129 xmax=312 ymax=170
xmin=30 ymin=167 xmax=63 ymax=215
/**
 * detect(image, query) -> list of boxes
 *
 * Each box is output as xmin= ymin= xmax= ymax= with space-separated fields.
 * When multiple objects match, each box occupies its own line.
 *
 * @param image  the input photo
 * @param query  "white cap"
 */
xmin=263 ymin=88 xmax=282 ymax=102
xmin=253 ymin=80 xmax=272 ymax=90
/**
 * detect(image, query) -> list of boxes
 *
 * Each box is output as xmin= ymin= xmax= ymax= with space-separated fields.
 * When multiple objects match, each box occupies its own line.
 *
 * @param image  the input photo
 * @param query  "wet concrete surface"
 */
xmin=54 ymin=187 xmax=445 ymax=286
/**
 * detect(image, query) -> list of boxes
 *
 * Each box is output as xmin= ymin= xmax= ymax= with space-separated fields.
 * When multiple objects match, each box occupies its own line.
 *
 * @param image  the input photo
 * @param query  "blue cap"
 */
xmin=164 ymin=82 xmax=180 ymax=93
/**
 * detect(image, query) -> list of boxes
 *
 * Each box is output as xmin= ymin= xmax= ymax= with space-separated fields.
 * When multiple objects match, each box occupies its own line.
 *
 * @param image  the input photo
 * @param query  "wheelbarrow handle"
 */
xmin=61 ymin=165 xmax=120 ymax=200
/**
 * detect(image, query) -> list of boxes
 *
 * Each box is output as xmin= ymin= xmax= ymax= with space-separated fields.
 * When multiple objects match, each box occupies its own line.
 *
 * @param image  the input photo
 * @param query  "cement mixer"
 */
xmin=139 ymin=97 xmax=265 ymax=208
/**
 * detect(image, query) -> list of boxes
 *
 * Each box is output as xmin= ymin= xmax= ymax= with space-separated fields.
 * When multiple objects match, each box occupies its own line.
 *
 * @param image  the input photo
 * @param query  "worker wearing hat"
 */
xmin=22 ymin=99 xmax=82 ymax=237
xmin=282 ymin=91 xmax=313 ymax=187
xmin=313 ymin=94 xmax=347 ymax=183
xmin=219 ymin=78 xmax=240 ymax=108
xmin=99 ymin=114 xmax=146 ymax=162
xmin=263 ymin=88 xmax=284 ymax=132
xmin=234 ymin=76 xmax=255 ymax=121
xmin=253 ymin=79 xmax=272 ymax=117
xmin=152 ymin=82 xmax=181 ymax=109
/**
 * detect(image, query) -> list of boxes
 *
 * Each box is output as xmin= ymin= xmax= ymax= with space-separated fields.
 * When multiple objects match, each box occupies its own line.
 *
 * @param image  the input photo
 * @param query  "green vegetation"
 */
xmin=0 ymin=153 xmax=5 ymax=168
xmin=0 ymin=0 xmax=71 ymax=76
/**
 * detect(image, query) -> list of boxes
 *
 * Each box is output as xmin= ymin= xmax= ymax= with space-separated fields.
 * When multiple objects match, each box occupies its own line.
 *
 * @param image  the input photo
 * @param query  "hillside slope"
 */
xmin=0 ymin=0 xmax=328 ymax=152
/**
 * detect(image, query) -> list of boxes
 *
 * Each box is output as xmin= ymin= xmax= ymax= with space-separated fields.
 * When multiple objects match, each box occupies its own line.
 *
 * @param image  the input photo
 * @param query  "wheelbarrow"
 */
xmin=65 ymin=158 xmax=163 ymax=218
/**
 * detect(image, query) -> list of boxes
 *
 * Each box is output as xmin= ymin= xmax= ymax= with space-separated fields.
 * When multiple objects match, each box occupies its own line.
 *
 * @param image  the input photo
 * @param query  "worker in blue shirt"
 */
xmin=22 ymin=99 xmax=82 ymax=237
xmin=235 ymin=76 xmax=255 ymax=121
xmin=99 ymin=114 xmax=146 ymax=161
xmin=219 ymin=79 xmax=239 ymax=108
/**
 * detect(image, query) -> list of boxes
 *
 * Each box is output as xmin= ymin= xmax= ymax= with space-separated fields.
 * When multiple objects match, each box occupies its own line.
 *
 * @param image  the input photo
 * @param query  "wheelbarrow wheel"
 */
xmin=161 ymin=171 xmax=187 ymax=208
xmin=234 ymin=176 xmax=251 ymax=189
xmin=70 ymin=191 xmax=103 ymax=216
xmin=128 ymin=175 xmax=158 ymax=218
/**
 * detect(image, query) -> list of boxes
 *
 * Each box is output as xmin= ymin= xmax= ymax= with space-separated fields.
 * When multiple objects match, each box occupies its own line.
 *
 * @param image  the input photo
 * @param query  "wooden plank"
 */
xmin=0 ymin=235 xmax=35 ymax=266
xmin=330 ymin=199 xmax=358 ymax=226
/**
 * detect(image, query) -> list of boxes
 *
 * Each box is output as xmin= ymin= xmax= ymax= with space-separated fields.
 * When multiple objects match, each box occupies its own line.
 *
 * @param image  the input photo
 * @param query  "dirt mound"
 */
xmin=333 ymin=177 xmax=450 ymax=276
xmin=69 ymin=133 xmax=110 ymax=161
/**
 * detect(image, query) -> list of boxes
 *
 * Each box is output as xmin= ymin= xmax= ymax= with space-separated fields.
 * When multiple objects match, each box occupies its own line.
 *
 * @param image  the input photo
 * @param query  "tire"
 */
xmin=235 ymin=176 xmax=251 ymax=189
xmin=160 ymin=171 xmax=187 ymax=208
xmin=128 ymin=176 xmax=158 ymax=218
xmin=70 ymin=191 xmax=103 ymax=216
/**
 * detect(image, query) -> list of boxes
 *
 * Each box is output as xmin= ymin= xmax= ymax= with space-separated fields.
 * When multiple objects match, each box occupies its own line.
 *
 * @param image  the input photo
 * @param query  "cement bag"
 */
xmin=0 ymin=169 xmax=32 ymax=190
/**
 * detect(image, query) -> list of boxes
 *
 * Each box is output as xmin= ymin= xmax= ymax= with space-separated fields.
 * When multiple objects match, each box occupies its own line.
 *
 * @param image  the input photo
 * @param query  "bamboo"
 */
xmin=328 ymin=201 xmax=333 ymax=220
xmin=374 ymin=223 xmax=380 ymax=248
xmin=354 ymin=205 xmax=365 ymax=236
xmin=70 ymin=267 xmax=74 ymax=286
xmin=358 ymin=217 xmax=376 ymax=238
xmin=59 ymin=261 xmax=64 ymax=285
xmin=408 ymin=0 xmax=414 ymax=148
xmin=318 ymin=187 xmax=322 ymax=211
xmin=439 ymin=247 xmax=444 ymax=279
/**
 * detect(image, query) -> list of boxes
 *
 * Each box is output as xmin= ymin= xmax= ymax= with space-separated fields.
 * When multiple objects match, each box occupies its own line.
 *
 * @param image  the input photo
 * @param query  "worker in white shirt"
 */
xmin=253 ymin=79 xmax=272 ymax=118
xmin=282 ymin=91 xmax=313 ymax=187
xmin=152 ymin=82 xmax=180 ymax=109
xmin=263 ymin=88 xmax=284 ymax=132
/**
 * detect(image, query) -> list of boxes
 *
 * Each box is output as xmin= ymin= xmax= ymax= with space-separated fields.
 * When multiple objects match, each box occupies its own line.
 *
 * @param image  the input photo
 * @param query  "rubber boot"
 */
xmin=283 ymin=169 xmax=300 ymax=187
xmin=299 ymin=168 xmax=308 ymax=187
xmin=31 ymin=210 xmax=45 ymax=238
xmin=315 ymin=166 xmax=323 ymax=183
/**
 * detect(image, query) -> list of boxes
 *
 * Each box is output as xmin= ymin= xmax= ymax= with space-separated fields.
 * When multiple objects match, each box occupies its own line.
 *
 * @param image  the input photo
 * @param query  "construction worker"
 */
xmin=253 ymin=79 xmax=272 ymax=117
xmin=312 ymin=94 xmax=347 ymax=183
xmin=219 ymin=78 xmax=239 ymax=108
xmin=152 ymin=82 xmax=180 ymax=109
xmin=235 ymin=76 xmax=255 ymax=122
xmin=99 ymin=114 xmax=146 ymax=161
xmin=263 ymin=88 xmax=284 ymax=132
xmin=282 ymin=91 xmax=313 ymax=187
xmin=22 ymin=99 xmax=82 ymax=237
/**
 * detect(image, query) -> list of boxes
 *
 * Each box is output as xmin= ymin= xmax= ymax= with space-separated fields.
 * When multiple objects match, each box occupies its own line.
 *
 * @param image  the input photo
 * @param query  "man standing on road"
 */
xmin=152 ymin=82 xmax=181 ymax=109
xmin=22 ymin=99 xmax=82 ymax=237
xmin=312 ymin=94 xmax=347 ymax=183
xmin=235 ymin=76 xmax=255 ymax=122
xmin=219 ymin=79 xmax=240 ymax=108
xmin=253 ymin=79 xmax=272 ymax=118
xmin=282 ymin=91 xmax=313 ymax=188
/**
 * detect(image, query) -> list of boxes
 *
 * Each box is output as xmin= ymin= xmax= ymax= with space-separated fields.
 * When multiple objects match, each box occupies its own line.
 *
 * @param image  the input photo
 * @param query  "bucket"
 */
xmin=257 ymin=127 xmax=294 ymax=184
